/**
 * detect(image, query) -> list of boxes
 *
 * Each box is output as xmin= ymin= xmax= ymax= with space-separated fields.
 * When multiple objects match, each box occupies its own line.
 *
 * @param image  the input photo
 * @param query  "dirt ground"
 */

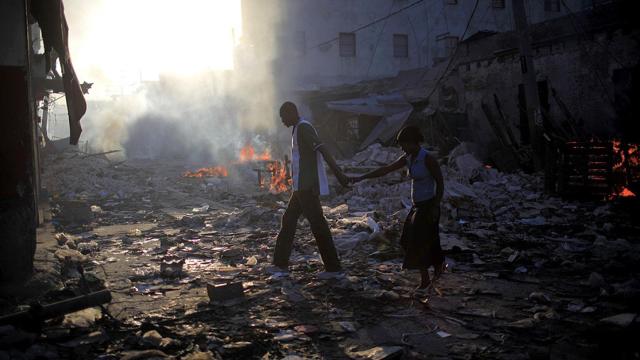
xmin=1 ymin=148 xmax=639 ymax=359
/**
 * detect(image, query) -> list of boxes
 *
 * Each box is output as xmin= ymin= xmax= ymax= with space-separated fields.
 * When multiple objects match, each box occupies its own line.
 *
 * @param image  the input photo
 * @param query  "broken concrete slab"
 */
xmin=207 ymin=282 xmax=244 ymax=302
xmin=92 ymin=223 xmax=157 ymax=237
xmin=62 ymin=307 xmax=102 ymax=328
xmin=57 ymin=200 xmax=93 ymax=224
xmin=599 ymin=313 xmax=637 ymax=327
xmin=54 ymin=248 xmax=89 ymax=264
xmin=350 ymin=346 xmax=403 ymax=360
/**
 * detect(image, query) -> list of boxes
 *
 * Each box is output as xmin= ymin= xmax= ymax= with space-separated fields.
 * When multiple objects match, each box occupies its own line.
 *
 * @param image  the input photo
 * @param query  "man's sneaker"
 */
xmin=317 ymin=271 xmax=346 ymax=280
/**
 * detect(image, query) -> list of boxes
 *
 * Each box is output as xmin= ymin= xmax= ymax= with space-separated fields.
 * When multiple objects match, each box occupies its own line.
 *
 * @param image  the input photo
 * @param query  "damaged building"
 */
xmin=300 ymin=1 xmax=638 ymax=195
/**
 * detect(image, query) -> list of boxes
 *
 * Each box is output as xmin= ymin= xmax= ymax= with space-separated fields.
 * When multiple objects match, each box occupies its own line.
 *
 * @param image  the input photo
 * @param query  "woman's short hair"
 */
xmin=396 ymin=125 xmax=424 ymax=143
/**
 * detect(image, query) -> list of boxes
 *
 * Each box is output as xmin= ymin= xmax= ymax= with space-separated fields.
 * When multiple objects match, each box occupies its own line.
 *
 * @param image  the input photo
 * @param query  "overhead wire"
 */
xmin=305 ymin=0 xmax=426 ymax=53
xmin=411 ymin=0 xmax=481 ymax=101
xmin=475 ymin=0 xmax=494 ymax=31
xmin=406 ymin=12 xmax=422 ymax=67
xmin=365 ymin=1 xmax=396 ymax=78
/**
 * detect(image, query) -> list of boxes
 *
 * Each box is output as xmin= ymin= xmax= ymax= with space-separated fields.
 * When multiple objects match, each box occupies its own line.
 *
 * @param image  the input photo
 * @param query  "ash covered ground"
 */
xmin=1 ymin=144 xmax=639 ymax=359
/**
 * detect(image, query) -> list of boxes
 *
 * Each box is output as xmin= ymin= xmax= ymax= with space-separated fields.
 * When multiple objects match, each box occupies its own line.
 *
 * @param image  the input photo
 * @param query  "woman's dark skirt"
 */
xmin=400 ymin=198 xmax=444 ymax=270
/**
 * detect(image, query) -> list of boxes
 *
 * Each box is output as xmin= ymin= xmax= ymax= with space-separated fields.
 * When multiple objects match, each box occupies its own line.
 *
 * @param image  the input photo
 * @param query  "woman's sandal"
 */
xmin=412 ymin=285 xmax=431 ymax=300
xmin=433 ymin=262 xmax=448 ymax=281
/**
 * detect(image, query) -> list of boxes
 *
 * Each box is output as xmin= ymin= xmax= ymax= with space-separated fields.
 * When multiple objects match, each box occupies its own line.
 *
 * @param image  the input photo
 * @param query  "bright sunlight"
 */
xmin=66 ymin=0 xmax=242 ymax=95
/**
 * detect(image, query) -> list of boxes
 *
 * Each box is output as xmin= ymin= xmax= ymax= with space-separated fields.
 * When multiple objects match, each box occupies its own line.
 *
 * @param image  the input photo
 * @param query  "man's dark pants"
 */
xmin=273 ymin=190 xmax=341 ymax=272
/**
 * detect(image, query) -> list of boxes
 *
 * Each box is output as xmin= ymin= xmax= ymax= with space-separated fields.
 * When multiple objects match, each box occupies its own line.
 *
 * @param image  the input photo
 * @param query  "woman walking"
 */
xmin=350 ymin=126 xmax=445 ymax=290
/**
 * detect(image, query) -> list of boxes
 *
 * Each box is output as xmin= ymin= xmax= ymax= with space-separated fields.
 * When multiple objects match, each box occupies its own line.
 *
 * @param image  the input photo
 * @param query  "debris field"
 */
xmin=1 ymin=144 xmax=639 ymax=359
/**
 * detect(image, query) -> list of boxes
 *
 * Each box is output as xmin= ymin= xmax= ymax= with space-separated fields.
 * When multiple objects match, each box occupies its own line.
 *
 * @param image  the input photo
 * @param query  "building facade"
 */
xmin=239 ymin=0 xmax=593 ymax=91
xmin=299 ymin=1 xmax=637 ymax=168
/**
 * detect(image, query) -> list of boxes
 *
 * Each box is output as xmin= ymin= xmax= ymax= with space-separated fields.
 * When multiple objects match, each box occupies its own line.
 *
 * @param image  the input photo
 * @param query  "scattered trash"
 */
xmin=21 ymin=141 xmax=636 ymax=359
xmin=62 ymin=308 xmax=102 ymax=328
xmin=514 ymin=266 xmax=528 ymax=274
xmin=245 ymin=256 xmax=258 ymax=266
xmin=192 ymin=204 xmax=210 ymax=213
xmin=140 ymin=330 xmax=174 ymax=348
xmin=350 ymin=346 xmax=404 ymax=360
xmin=54 ymin=248 xmax=89 ymax=264
xmin=273 ymin=330 xmax=300 ymax=342
xmin=128 ymin=228 xmax=143 ymax=237
xmin=160 ymin=259 xmax=185 ymax=278
xmin=55 ymin=233 xmax=71 ymax=246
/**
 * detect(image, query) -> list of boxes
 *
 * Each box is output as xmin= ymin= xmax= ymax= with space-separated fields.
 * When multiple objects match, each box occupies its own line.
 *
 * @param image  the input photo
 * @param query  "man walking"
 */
xmin=271 ymin=101 xmax=349 ymax=277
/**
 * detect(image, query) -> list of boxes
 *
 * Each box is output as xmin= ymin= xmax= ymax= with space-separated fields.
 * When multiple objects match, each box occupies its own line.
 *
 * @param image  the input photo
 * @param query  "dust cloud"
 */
xmin=62 ymin=0 xmax=285 ymax=162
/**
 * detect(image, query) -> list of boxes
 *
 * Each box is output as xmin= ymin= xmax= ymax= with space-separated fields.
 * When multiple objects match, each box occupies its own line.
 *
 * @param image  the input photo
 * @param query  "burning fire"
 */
xmin=239 ymin=145 xmax=255 ymax=162
xmin=267 ymin=160 xmax=291 ymax=194
xmin=183 ymin=166 xmax=228 ymax=178
xmin=183 ymin=143 xmax=292 ymax=194
xmin=610 ymin=140 xmax=639 ymax=199
xmin=239 ymin=144 xmax=271 ymax=162
xmin=619 ymin=187 xmax=636 ymax=198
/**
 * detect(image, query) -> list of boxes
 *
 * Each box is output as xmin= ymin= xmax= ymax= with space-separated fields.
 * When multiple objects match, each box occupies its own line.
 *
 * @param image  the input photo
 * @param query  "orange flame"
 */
xmin=258 ymin=149 xmax=271 ymax=161
xmin=267 ymin=160 xmax=291 ymax=193
xmin=619 ymin=187 xmax=636 ymax=198
xmin=239 ymin=145 xmax=255 ymax=162
xmin=613 ymin=140 xmax=625 ymax=171
xmin=239 ymin=144 xmax=271 ymax=162
xmin=183 ymin=166 xmax=228 ymax=178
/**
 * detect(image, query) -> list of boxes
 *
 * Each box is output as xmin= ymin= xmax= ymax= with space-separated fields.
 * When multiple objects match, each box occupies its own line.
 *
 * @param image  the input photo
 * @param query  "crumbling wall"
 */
xmin=454 ymin=26 xmax=639 ymax=158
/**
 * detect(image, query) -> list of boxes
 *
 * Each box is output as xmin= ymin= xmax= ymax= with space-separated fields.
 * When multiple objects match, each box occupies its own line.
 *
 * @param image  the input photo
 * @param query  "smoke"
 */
xmin=62 ymin=0 xmax=285 ymax=163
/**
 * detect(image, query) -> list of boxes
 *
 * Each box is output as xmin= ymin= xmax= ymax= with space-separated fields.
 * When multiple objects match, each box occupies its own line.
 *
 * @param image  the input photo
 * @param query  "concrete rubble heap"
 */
xmin=1 ymin=144 xmax=638 ymax=359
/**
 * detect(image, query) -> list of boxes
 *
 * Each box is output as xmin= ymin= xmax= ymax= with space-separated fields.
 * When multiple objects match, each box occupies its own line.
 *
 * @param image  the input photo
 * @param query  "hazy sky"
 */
xmin=64 ymin=0 xmax=242 ymax=97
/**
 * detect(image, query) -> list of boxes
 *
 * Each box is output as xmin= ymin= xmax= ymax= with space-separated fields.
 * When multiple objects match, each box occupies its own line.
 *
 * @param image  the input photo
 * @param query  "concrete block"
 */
xmin=207 ymin=282 xmax=244 ymax=302
xmin=59 ymin=200 xmax=93 ymax=224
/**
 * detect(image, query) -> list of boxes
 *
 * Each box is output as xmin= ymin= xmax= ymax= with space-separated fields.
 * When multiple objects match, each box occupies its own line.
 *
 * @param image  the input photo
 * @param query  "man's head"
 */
xmin=396 ymin=126 xmax=424 ymax=154
xmin=279 ymin=101 xmax=300 ymax=127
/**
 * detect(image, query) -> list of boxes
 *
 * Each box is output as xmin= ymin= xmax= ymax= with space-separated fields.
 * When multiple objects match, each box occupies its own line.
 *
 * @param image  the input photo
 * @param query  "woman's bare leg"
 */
xmin=419 ymin=269 xmax=431 ymax=289
xmin=434 ymin=260 xmax=446 ymax=279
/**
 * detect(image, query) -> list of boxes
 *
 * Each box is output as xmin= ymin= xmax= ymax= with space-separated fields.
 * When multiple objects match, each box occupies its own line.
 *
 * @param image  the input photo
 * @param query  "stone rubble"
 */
xmin=0 ymin=144 xmax=638 ymax=359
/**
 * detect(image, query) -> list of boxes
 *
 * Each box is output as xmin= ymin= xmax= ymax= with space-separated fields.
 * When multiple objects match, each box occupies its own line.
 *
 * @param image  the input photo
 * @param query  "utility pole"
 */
xmin=512 ymin=0 xmax=543 ymax=170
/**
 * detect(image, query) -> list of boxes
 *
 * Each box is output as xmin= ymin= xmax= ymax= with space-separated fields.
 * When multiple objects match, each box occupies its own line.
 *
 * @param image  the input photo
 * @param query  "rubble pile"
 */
xmin=347 ymin=143 xmax=404 ymax=167
xmin=42 ymin=149 xmax=148 ymax=199
xmin=1 ymin=144 xmax=638 ymax=359
xmin=338 ymin=143 xmax=548 ymax=229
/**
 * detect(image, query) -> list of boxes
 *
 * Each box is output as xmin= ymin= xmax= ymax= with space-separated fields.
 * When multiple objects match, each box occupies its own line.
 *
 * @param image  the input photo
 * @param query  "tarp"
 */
xmin=31 ymin=0 xmax=86 ymax=145
xmin=326 ymin=93 xmax=411 ymax=117
xmin=326 ymin=93 xmax=413 ymax=149
xmin=359 ymin=109 xmax=412 ymax=149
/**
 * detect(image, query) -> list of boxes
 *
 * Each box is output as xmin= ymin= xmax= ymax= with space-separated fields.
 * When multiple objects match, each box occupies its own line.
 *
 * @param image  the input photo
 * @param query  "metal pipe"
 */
xmin=0 ymin=289 xmax=111 ymax=327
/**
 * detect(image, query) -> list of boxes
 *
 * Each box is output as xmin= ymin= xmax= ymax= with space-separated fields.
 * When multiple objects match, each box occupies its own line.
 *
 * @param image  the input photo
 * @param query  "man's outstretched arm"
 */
xmin=355 ymin=157 xmax=405 ymax=182
xmin=317 ymin=145 xmax=349 ymax=187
